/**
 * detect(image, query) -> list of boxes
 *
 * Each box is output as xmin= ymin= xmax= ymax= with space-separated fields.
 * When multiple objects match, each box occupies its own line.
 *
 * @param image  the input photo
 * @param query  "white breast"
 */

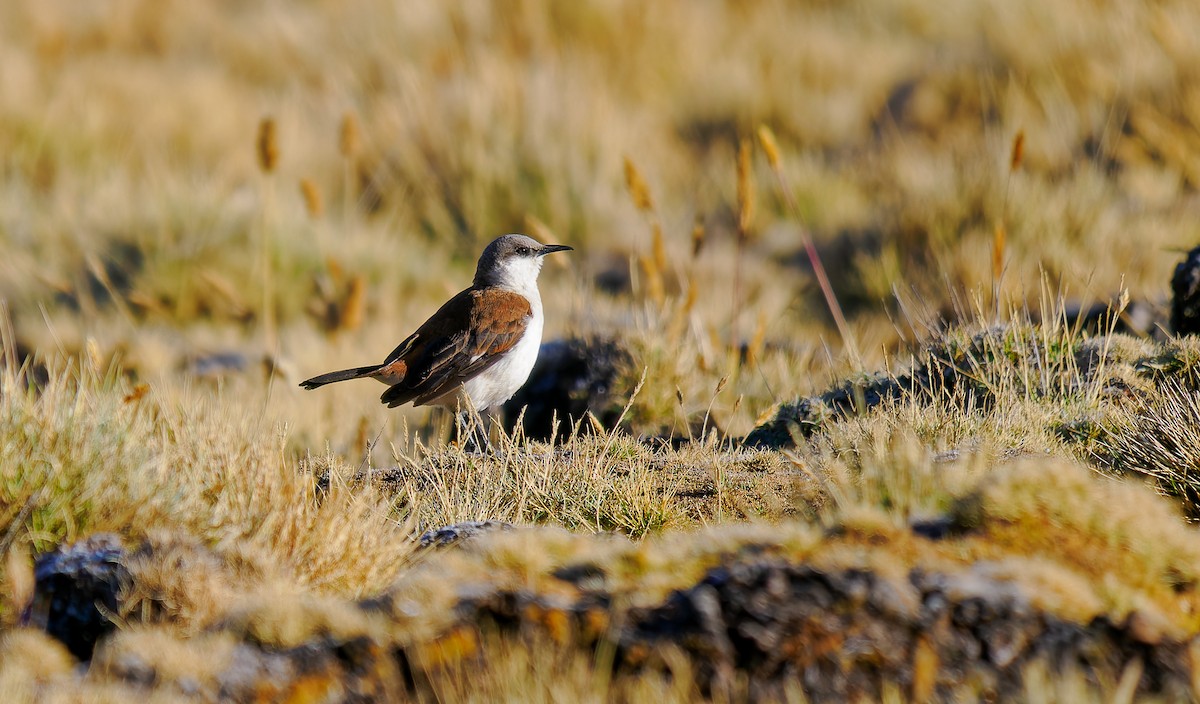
xmin=462 ymin=296 xmax=544 ymax=412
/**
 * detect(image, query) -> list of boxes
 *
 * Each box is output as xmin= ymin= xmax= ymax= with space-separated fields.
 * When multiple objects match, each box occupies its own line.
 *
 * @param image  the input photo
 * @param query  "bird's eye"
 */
xmin=517 ymin=247 xmax=531 ymax=256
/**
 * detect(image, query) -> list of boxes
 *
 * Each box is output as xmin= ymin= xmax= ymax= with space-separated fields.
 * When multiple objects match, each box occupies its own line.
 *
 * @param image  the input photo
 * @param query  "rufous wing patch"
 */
xmin=466 ymin=288 xmax=532 ymax=358
xmin=378 ymin=287 xmax=532 ymax=408
xmin=373 ymin=358 xmax=408 ymax=385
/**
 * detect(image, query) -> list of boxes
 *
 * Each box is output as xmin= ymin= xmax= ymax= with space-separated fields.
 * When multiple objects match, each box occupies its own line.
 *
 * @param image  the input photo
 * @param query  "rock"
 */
xmin=26 ymin=531 xmax=1200 ymax=701
xmin=418 ymin=521 xmax=514 ymax=549
xmin=618 ymin=561 xmax=1195 ymax=701
xmin=909 ymin=516 xmax=960 ymax=540
xmin=1172 ymin=244 xmax=1200 ymax=335
xmin=744 ymin=328 xmax=990 ymax=448
xmin=23 ymin=534 xmax=130 ymax=660
xmin=621 ymin=563 xmax=917 ymax=699
xmin=502 ymin=337 xmax=632 ymax=442
xmin=744 ymin=324 xmax=1166 ymax=449
xmin=219 ymin=636 xmax=405 ymax=702
xmin=93 ymin=632 xmax=409 ymax=702
xmin=184 ymin=351 xmax=249 ymax=379
xmin=453 ymin=587 xmax=613 ymax=647
xmin=0 ymin=339 xmax=50 ymax=391
xmin=552 ymin=563 xmax=609 ymax=592
xmin=592 ymin=255 xmax=633 ymax=296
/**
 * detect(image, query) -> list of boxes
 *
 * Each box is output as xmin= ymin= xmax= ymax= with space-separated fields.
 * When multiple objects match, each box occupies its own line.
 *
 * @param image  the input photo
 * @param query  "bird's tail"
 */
xmin=299 ymin=364 xmax=382 ymax=390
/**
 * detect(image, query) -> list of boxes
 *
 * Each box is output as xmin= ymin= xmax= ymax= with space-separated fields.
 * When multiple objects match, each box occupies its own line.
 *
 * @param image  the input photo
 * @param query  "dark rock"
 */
xmin=0 ymin=339 xmax=49 ymax=392
xmin=592 ymin=256 xmax=633 ymax=296
xmin=98 ymin=635 xmax=408 ymax=702
xmin=86 ymin=240 xmax=144 ymax=307
xmin=619 ymin=561 xmax=1195 ymax=701
xmin=745 ymin=320 xmax=1177 ymax=449
xmin=454 ymin=586 xmax=614 ymax=647
xmin=51 ymin=529 xmax=1199 ymax=700
xmin=51 ymin=240 xmax=145 ymax=314
xmin=910 ymin=516 xmax=959 ymax=540
xmin=745 ymin=328 xmax=1002 ymax=448
xmin=417 ymin=520 xmax=514 ymax=549
xmin=502 ymin=337 xmax=632 ymax=442
xmin=552 ymin=563 xmax=608 ymax=592
xmin=622 ymin=563 xmax=916 ymax=699
xmin=184 ymin=351 xmax=249 ymax=379
xmin=1172 ymin=244 xmax=1200 ymax=335
xmin=24 ymin=533 xmax=130 ymax=660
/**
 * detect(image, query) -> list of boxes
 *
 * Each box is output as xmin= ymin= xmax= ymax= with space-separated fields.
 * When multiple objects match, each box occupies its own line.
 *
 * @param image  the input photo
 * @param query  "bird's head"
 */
xmin=474 ymin=234 xmax=572 ymax=291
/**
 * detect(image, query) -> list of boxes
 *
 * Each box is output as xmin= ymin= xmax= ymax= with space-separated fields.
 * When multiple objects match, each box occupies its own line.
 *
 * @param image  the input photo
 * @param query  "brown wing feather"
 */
xmin=380 ymin=288 xmax=531 ymax=408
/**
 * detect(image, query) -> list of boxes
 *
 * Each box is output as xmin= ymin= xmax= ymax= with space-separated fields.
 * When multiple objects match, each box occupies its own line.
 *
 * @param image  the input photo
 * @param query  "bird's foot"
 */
xmin=455 ymin=412 xmax=497 ymax=456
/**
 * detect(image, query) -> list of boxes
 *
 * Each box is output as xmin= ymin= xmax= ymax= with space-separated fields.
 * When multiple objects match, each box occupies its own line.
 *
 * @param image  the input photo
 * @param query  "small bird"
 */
xmin=300 ymin=235 xmax=572 ymax=436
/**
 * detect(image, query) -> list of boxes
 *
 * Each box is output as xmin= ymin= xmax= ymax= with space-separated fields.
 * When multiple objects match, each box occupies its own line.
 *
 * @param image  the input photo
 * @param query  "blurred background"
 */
xmin=1 ymin=0 xmax=1197 ymax=449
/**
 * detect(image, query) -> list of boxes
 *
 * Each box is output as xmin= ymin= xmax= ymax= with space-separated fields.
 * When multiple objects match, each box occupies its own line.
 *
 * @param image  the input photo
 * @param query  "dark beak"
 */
xmin=538 ymin=244 xmax=574 ymax=256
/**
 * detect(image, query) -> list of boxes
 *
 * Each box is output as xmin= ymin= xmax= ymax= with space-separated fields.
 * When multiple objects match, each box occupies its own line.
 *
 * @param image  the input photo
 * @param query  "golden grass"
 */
xmin=1 ymin=0 xmax=1195 ymax=443
xmin=2 ymin=352 xmax=1197 ymax=699
xmin=2 ymin=0 xmax=1200 ymax=699
xmin=0 ymin=360 xmax=415 ymax=624
xmin=368 ymin=432 xmax=682 ymax=536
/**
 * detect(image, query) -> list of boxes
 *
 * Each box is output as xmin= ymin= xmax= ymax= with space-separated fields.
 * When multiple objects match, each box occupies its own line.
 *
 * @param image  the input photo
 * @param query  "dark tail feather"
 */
xmin=299 ymin=365 xmax=382 ymax=390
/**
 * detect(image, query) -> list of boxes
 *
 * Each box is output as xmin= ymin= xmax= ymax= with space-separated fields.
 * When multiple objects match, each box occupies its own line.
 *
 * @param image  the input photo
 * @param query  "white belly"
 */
xmin=462 ymin=313 xmax=543 ymax=412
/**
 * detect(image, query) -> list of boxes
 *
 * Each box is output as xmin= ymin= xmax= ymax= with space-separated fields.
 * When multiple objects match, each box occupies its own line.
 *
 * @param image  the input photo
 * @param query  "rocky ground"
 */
xmin=15 ymin=298 xmax=1200 ymax=701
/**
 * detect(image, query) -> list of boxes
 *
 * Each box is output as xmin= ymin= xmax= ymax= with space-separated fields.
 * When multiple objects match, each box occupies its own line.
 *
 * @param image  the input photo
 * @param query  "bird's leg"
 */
xmin=453 ymin=410 xmax=474 ymax=451
xmin=476 ymin=417 xmax=496 ymax=455
xmin=455 ymin=408 xmax=494 ymax=455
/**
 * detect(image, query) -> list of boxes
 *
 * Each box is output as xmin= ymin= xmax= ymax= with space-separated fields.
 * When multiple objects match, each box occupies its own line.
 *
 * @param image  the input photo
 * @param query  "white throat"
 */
xmin=483 ymin=256 xmax=544 ymax=301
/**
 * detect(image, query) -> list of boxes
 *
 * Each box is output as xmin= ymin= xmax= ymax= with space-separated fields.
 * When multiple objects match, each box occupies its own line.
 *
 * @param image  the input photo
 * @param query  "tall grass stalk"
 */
xmin=257 ymin=117 xmax=279 ymax=352
xmin=993 ymin=130 xmax=1025 ymax=322
xmin=757 ymin=125 xmax=860 ymax=367
xmin=733 ymin=137 xmax=755 ymax=356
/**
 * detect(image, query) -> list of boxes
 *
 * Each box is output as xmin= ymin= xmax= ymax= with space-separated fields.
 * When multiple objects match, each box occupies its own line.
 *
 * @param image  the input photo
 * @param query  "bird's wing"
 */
xmin=380 ymin=288 xmax=532 ymax=408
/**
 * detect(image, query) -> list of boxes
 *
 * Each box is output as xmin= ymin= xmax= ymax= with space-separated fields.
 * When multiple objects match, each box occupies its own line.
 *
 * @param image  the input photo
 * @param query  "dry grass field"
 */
xmin=3 ymin=0 xmax=1200 ymax=701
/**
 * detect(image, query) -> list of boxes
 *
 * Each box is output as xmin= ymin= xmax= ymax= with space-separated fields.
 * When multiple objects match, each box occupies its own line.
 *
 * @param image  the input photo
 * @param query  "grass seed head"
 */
xmin=651 ymin=223 xmax=668 ymax=275
xmin=339 ymin=112 xmax=361 ymax=158
xmin=257 ymin=117 xmax=279 ymax=173
xmin=639 ymin=253 xmax=665 ymax=306
xmin=683 ymin=279 xmax=698 ymax=314
xmin=757 ymin=125 xmax=782 ymax=170
xmin=338 ymin=275 xmax=366 ymax=332
xmin=299 ymin=178 xmax=323 ymax=219
xmin=691 ymin=216 xmax=705 ymax=258
xmin=736 ymin=137 xmax=755 ymax=242
xmin=623 ymin=156 xmax=655 ymax=213
xmin=1010 ymin=130 xmax=1026 ymax=172
xmin=993 ymin=223 xmax=1007 ymax=284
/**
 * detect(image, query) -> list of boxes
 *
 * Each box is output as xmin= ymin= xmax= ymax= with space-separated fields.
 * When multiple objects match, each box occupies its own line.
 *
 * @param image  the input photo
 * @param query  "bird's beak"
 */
xmin=538 ymin=244 xmax=574 ymax=256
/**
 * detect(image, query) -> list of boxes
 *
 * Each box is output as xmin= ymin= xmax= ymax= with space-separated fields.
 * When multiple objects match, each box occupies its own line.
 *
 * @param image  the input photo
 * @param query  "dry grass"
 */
xmin=0 ymin=360 xmax=416 ymax=622
xmin=3 ymin=350 xmax=1199 ymax=698
xmin=2 ymin=0 xmax=1200 ymax=700
xmin=1097 ymin=378 xmax=1200 ymax=505
xmin=2 ymin=0 xmax=1196 ymax=442
xmin=369 ymin=432 xmax=683 ymax=536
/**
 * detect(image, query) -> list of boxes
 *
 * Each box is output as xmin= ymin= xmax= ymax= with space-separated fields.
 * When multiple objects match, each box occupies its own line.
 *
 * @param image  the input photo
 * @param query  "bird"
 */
xmin=299 ymin=234 xmax=572 ymax=444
